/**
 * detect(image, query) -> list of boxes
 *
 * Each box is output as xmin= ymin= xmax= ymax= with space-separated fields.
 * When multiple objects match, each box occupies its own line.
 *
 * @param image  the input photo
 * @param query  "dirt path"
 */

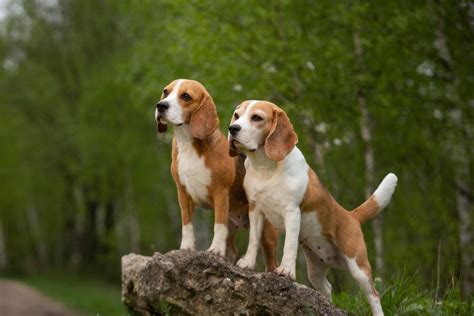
xmin=0 ymin=280 xmax=77 ymax=316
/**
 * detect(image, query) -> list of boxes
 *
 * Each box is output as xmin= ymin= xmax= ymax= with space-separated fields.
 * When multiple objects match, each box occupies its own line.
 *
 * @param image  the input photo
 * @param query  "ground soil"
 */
xmin=0 ymin=280 xmax=77 ymax=316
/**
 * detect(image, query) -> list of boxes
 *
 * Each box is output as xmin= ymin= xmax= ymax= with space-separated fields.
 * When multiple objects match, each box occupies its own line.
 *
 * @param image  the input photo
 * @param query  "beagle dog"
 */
xmin=228 ymin=100 xmax=397 ymax=316
xmin=155 ymin=80 xmax=278 ymax=271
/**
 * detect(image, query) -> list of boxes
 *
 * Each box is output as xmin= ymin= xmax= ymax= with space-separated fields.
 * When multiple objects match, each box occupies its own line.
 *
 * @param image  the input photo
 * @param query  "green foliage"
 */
xmin=334 ymin=272 xmax=474 ymax=315
xmin=0 ymin=0 xmax=472 ymax=309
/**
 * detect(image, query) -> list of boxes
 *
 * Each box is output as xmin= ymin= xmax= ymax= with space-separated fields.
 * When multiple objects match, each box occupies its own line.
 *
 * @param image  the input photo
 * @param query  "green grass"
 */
xmin=19 ymin=273 xmax=126 ymax=316
xmin=333 ymin=273 xmax=473 ymax=315
xmin=8 ymin=271 xmax=473 ymax=316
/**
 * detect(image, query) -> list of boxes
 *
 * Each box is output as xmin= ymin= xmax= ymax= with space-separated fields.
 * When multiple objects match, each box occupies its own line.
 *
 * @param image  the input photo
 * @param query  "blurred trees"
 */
xmin=0 ymin=0 xmax=472 ymax=297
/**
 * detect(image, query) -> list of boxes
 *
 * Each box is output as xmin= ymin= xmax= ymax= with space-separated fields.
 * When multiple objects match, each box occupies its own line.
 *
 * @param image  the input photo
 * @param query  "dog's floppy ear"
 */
xmin=190 ymin=94 xmax=219 ymax=139
xmin=264 ymin=109 xmax=298 ymax=161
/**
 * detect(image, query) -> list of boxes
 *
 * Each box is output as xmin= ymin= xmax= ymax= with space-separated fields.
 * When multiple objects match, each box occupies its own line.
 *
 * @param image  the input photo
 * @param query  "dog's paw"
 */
xmin=236 ymin=256 xmax=256 ymax=270
xmin=180 ymin=243 xmax=195 ymax=251
xmin=207 ymin=242 xmax=226 ymax=257
xmin=180 ymin=239 xmax=195 ymax=251
xmin=275 ymin=265 xmax=296 ymax=280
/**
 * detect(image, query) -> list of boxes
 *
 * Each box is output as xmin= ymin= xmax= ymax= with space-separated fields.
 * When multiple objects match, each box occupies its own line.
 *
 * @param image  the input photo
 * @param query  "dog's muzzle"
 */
xmin=156 ymin=101 xmax=170 ymax=113
xmin=228 ymin=124 xmax=241 ymax=137
xmin=156 ymin=101 xmax=169 ymax=133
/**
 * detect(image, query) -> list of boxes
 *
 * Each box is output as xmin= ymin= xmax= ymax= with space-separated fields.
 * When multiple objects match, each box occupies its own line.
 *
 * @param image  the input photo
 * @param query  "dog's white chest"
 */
xmin=175 ymin=127 xmax=211 ymax=206
xmin=244 ymin=148 xmax=309 ymax=232
xmin=255 ymin=187 xmax=289 ymax=232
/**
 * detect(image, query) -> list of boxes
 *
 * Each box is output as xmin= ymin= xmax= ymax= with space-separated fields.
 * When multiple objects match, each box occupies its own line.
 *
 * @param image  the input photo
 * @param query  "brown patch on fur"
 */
xmin=190 ymin=94 xmax=219 ymax=139
xmin=301 ymin=169 xmax=328 ymax=213
xmin=264 ymin=107 xmax=298 ymax=161
xmin=261 ymin=219 xmax=279 ymax=272
xmin=350 ymin=195 xmax=380 ymax=225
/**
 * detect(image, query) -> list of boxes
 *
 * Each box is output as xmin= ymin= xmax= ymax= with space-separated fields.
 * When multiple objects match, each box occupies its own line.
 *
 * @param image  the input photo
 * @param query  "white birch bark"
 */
xmin=125 ymin=170 xmax=141 ymax=253
xmin=353 ymin=31 xmax=384 ymax=274
xmin=25 ymin=204 xmax=48 ymax=266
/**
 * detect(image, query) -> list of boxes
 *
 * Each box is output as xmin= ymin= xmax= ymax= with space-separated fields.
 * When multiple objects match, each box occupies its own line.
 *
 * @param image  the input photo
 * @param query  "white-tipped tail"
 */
xmin=373 ymin=173 xmax=398 ymax=209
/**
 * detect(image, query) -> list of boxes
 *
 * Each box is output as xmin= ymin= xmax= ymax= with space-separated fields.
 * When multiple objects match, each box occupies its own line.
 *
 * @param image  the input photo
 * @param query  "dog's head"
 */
xmin=155 ymin=79 xmax=219 ymax=139
xmin=228 ymin=100 xmax=298 ymax=161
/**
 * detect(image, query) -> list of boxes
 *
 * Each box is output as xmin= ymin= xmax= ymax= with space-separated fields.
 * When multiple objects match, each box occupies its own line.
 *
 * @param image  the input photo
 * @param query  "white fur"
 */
xmin=180 ymin=223 xmax=195 ymax=250
xmin=236 ymin=109 xmax=390 ymax=312
xmin=239 ymin=147 xmax=308 ymax=279
xmin=303 ymin=247 xmax=332 ymax=297
xmin=208 ymin=223 xmax=228 ymax=257
xmin=300 ymin=213 xmax=339 ymax=266
xmin=374 ymin=173 xmax=398 ymax=209
xmin=345 ymin=257 xmax=384 ymax=316
xmin=161 ymin=79 xmax=184 ymax=125
xmin=237 ymin=209 xmax=264 ymax=270
xmin=175 ymin=124 xmax=211 ymax=205
xmin=275 ymin=208 xmax=300 ymax=279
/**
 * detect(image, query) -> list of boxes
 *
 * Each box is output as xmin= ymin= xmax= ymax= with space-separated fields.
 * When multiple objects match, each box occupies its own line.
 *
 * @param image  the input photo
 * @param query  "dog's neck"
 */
xmin=173 ymin=124 xmax=194 ymax=144
xmin=173 ymin=123 xmax=220 ymax=149
xmin=245 ymin=147 xmax=279 ymax=171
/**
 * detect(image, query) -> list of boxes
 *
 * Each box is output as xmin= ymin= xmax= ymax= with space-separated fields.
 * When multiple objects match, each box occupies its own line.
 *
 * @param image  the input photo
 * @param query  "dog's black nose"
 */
xmin=156 ymin=101 xmax=169 ymax=113
xmin=229 ymin=124 xmax=241 ymax=136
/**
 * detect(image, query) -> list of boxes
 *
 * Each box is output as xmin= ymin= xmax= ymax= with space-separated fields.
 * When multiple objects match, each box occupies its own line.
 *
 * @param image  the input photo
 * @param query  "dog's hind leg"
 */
xmin=303 ymin=246 xmax=332 ymax=298
xmin=343 ymin=249 xmax=383 ymax=316
xmin=261 ymin=219 xmax=278 ymax=272
xmin=225 ymin=231 xmax=238 ymax=263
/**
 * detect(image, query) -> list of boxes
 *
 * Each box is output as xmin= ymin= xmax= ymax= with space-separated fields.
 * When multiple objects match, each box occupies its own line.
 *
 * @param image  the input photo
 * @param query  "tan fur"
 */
xmin=161 ymin=80 xmax=278 ymax=270
xmin=351 ymin=195 xmax=380 ymax=224
xmin=232 ymin=100 xmax=385 ymax=303
xmin=228 ymin=101 xmax=298 ymax=159
xmin=264 ymin=109 xmax=298 ymax=161
xmin=189 ymin=94 xmax=220 ymax=140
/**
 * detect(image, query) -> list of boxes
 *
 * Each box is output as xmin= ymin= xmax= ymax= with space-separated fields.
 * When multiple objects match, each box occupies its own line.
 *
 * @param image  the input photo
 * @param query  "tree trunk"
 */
xmin=121 ymin=250 xmax=348 ymax=315
xmin=454 ymin=150 xmax=473 ymax=297
xmin=433 ymin=2 xmax=473 ymax=297
xmin=25 ymin=205 xmax=48 ymax=267
xmin=353 ymin=31 xmax=384 ymax=275
xmin=0 ymin=219 xmax=7 ymax=270
xmin=125 ymin=170 xmax=141 ymax=253
xmin=71 ymin=183 xmax=86 ymax=267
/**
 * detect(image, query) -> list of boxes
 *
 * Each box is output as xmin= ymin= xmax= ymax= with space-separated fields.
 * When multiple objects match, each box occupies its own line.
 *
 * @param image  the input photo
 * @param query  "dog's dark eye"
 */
xmin=234 ymin=113 xmax=239 ymax=120
xmin=181 ymin=92 xmax=192 ymax=102
xmin=251 ymin=114 xmax=263 ymax=122
xmin=163 ymin=89 xmax=169 ymax=97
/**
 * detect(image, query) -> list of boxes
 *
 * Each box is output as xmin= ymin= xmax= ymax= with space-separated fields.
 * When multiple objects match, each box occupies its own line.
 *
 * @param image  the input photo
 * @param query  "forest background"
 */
xmin=0 ymin=0 xmax=472 ymax=314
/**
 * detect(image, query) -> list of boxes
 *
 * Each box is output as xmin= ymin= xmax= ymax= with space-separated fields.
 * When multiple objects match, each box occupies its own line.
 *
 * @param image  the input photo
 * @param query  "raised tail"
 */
xmin=352 ymin=173 xmax=398 ymax=225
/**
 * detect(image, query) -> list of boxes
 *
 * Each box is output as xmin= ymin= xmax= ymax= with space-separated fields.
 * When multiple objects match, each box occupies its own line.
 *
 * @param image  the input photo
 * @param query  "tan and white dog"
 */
xmin=228 ymin=100 xmax=397 ymax=316
xmin=155 ymin=80 xmax=278 ymax=271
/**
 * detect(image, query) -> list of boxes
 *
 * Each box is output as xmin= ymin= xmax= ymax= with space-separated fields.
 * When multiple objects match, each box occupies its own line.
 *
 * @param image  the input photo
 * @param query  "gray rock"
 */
xmin=122 ymin=250 xmax=348 ymax=315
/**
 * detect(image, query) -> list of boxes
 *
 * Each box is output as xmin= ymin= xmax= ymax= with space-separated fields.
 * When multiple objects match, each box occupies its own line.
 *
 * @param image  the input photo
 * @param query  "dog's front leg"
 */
xmin=177 ymin=187 xmax=195 ymax=250
xmin=275 ymin=207 xmax=301 ymax=279
xmin=208 ymin=190 xmax=229 ymax=257
xmin=237 ymin=203 xmax=264 ymax=270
